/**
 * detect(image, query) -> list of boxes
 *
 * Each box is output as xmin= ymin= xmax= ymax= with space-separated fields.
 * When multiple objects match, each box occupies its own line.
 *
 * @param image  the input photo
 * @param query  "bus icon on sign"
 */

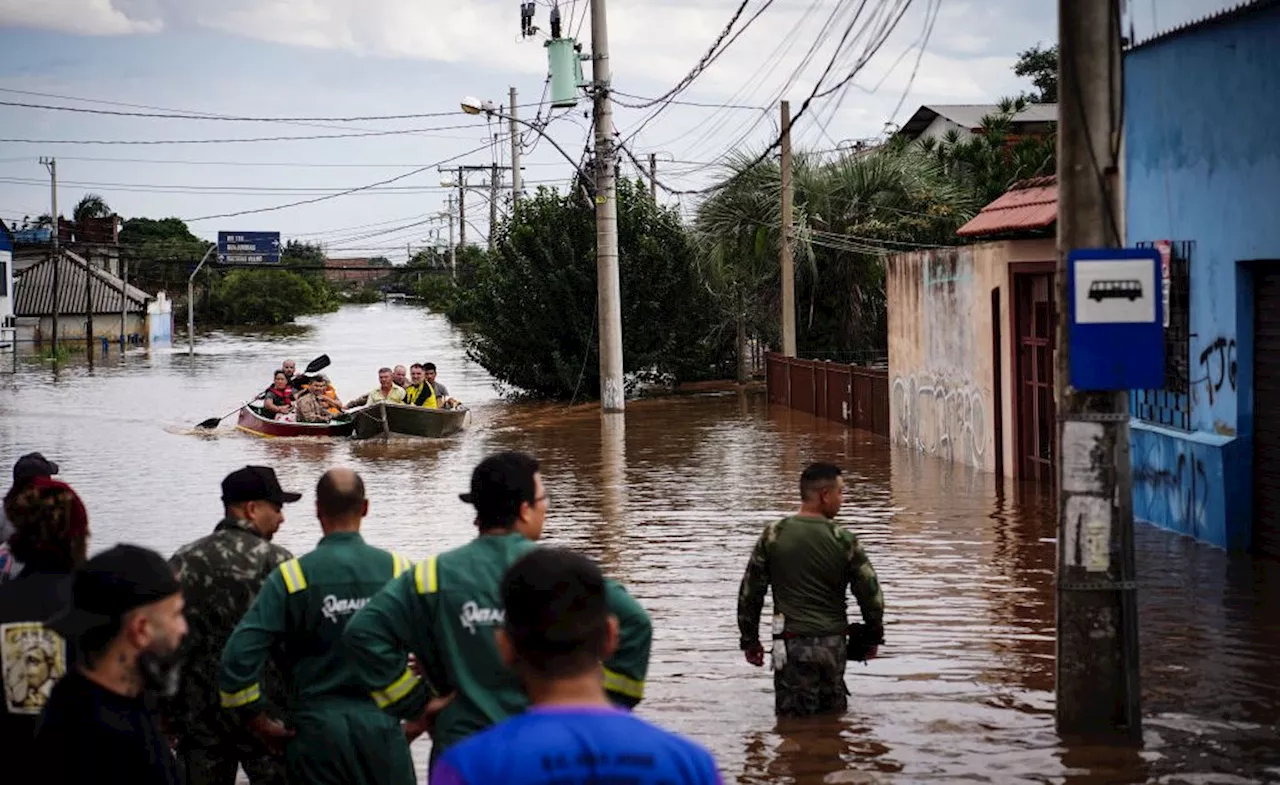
xmin=1087 ymin=279 xmax=1143 ymax=302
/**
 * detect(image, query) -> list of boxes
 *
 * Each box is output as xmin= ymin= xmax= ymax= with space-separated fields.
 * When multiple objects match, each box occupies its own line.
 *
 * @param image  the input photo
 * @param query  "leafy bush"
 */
xmin=464 ymin=179 xmax=723 ymax=399
xmin=202 ymin=269 xmax=339 ymax=326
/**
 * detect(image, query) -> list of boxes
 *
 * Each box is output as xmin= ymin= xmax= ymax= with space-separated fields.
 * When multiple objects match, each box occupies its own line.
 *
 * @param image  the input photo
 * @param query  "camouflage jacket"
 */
xmin=166 ymin=518 xmax=293 ymax=744
xmin=737 ymin=515 xmax=884 ymax=649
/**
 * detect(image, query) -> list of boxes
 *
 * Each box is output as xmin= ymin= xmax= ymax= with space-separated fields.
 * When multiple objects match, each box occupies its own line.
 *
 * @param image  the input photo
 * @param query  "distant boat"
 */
xmin=351 ymin=402 xmax=467 ymax=439
xmin=236 ymin=405 xmax=356 ymax=438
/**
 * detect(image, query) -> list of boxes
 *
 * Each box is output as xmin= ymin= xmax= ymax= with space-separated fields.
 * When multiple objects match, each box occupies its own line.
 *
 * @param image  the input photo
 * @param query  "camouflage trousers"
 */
xmin=772 ymin=634 xmax=848 ymax=717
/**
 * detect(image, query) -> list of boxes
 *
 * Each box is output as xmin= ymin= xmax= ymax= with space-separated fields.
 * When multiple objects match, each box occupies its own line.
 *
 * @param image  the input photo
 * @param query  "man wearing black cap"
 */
xmin=0 ymin=452 xmax=61 ymax=585
xmin=34 ymin=544 xmax=187 ymax=784
xmin=166 ymin=466 xmax=300 ymax=785
xmin=345 ymin=451 xmax=653 ymax=772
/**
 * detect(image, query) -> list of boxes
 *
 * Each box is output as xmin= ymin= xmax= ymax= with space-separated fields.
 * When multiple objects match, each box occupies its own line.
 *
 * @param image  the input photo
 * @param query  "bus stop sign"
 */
xmin=1067 ymin=247 xmax=1164 ymax=391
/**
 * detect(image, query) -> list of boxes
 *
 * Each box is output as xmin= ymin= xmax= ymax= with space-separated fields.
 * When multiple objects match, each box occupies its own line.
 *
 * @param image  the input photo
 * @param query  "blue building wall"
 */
xmin=1124 ymin=4 xmax=1280 ymax=550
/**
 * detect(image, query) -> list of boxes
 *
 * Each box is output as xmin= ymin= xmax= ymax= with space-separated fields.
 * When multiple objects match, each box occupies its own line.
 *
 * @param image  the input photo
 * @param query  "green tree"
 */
xmin=118 ymin=217 xmax=209 ymax=292
xmin=695 ymin=144 xmax=977 ymax=363
xmin=913 ymin=96 xmax=1057 ymax=207
xmin=72 ymin=193 xmax=111 ymax=226
xmin=465 ymin=179 xmax=723 ymax=399
xmin=1015 ymin=43 xmax=1058 ymax=103
xmin=203 ymin=269 xmax=335 ymax=326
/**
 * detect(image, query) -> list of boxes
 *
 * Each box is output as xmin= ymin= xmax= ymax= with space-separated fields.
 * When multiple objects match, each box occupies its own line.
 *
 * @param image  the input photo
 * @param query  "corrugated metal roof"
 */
xmin=899 ymin=103 xmax=1058 ymax=138
xmin=1129 ymin=0 xmax=1275 ymax=51
xmin=13 ymin=250 xmax=150 ymax=316
xmin=956 ymin=175 xmax=1058 ymax=238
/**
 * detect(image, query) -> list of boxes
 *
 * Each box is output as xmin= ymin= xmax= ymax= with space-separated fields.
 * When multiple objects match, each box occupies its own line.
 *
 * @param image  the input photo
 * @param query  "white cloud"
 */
xmin=0 ymin=0 xmax=162 ymax=35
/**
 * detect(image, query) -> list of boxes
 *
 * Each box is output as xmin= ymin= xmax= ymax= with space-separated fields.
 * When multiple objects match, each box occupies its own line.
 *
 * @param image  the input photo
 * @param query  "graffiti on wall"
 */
xmin=1132 ymin=434 xmax=1211 ymax=539
xmin=1195 ymin=335 xmax=1237 ymax=406
xmin=892 ymin=374 xmax=987 ymax=468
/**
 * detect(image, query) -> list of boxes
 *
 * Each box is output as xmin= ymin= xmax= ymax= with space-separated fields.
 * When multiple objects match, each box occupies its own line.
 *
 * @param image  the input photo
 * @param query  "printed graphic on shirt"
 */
xmin=321 ymin=594 xmax=370 ymax=623
xmin=458 ymin=601 xmax=504 ymax=634
xmin=1 ymin=622 xmax=66 ymax=715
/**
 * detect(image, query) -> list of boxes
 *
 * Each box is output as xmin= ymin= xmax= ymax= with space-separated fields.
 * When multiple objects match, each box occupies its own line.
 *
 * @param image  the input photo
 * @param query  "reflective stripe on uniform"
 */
xmin=414 ymin=556 xmax=438 ymax=594
xmin=392 ymin=552 xmax=411 ymax=578
xmin=602 ymin=668 xmax=645 ymax=700
xmin=371 ymin=666 xmax=420 ymax=709
xmin=219 ymin=683 xmax=261 ymax=708
xmin=279 ymin=559 xmax=307 ymax=593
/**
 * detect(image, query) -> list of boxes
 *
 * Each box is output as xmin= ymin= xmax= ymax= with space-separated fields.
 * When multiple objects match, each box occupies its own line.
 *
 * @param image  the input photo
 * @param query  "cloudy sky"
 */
xmin=0 ymin=0 xmax=1235 ymax=260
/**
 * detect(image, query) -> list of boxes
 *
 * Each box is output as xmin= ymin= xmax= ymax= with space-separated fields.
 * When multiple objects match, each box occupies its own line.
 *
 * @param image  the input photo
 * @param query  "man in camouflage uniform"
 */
xmin=737 ymin=462 xmax=884 ymax=717
xmin=167 ymin=466 xmax=301 ymax=785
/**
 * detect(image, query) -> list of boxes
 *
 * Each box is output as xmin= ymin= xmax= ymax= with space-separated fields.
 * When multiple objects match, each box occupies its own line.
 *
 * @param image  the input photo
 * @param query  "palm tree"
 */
xmin=695 ymin=144 xmax=979 ymax=367
xmin=72 ymin=193 xmax=111 ymax=226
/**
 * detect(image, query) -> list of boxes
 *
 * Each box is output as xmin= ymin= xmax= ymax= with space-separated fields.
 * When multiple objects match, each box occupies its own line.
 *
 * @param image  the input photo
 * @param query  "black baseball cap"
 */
xmin=49 ymin=544 xmax=181 ymax=637
xmin=13 ymin=452 xmax=59 ymax=485
xmin=221 ymin=466 xmax=302 ymax=506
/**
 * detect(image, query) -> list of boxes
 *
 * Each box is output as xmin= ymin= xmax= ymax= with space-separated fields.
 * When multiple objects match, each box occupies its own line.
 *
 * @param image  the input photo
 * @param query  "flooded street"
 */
xmin=2 ymin=303 xmax=1278 ymax=783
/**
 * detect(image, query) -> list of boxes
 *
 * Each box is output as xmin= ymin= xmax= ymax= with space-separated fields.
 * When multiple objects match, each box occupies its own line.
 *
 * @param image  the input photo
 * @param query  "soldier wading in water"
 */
xmin=737 ymin=463 xmax=885 ymax=717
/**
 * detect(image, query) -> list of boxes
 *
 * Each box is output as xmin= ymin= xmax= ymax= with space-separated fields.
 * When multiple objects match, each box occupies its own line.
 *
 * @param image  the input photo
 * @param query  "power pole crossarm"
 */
xmin=1054 ymin=0 xmax=1141 ymax=743
xmin=592 ymin=0 xmax=625 ymax=412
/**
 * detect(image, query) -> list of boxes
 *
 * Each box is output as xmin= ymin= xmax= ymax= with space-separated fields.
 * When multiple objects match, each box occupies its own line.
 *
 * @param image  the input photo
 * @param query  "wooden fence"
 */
xmin=765 ymin=352 xmax=890 ymax=436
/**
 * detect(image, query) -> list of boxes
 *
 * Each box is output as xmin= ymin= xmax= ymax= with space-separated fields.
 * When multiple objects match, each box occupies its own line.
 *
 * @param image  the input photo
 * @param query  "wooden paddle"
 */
xmin=195 ymin=354 xmax=331 ymax=429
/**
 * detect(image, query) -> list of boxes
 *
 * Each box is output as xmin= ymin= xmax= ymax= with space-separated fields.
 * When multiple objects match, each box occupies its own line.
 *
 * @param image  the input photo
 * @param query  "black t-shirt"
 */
xmin=0 ymin=570 xmax=73 ymax=745
xmin=34 ymin=671 xmax=182 ymax=785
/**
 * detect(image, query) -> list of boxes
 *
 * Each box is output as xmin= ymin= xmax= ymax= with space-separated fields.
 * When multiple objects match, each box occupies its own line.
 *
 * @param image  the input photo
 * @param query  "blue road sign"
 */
xmin=218 ymin=231 xmax=281 ymax=264
xmin=1068 ymin=247 xmax=1164 ymax=391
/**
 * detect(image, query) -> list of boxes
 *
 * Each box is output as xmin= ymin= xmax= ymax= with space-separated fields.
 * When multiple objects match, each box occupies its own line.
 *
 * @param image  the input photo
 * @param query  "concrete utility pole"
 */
xmin=779 ymin=101 xmax=797 ymax=357
xmin=489 ymin=163 xmax=499 ymax=253
xmin=591 ymin=0 xmax=625 ymax=412
xmin=39 ymin=156 xmax=59 ymax=349
xmin=458 ymin=173 xmax=467 ymax=248
xmin=1055 ymin=0 xmax=1141 ymax=742
xmin=649 ymin=152 xmax=658 ymax=202
xmin=120 ymin=259 xmax=128 ymax=352
xmin=510 ymin=87 xmax=522 ymax=203
xmin=446 ymin=194 xmax=457 ymax=278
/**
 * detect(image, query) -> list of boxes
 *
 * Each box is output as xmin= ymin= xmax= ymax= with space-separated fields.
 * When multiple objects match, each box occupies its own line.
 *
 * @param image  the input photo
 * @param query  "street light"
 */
xmin=457 ymin=94 xmax=591 ymax=186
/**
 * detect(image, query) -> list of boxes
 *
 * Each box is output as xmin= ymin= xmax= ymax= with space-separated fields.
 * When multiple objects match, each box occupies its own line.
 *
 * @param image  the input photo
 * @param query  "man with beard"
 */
xmin=166 ymin=466 xmax=300 ymax=785
xmin=35 ymin=544 xmax=188 ymax=784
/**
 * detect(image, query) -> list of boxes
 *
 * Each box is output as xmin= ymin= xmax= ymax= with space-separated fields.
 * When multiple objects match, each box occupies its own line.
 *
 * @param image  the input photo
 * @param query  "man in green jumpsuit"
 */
xmin=345 ymin=451 xmax=653 ymax=768
xmin=218 ymin=468 xmax=420 ymax=785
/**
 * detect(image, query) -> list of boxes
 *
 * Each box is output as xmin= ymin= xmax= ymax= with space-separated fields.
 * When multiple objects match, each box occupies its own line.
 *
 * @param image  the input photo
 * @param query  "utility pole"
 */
xmin=649 ymin=153 xmax=657 ymax=201
xmin=447 ymin=194 xmax=457 ymax=279
xmin=39 ymin=156 xmax=59 ymax=350
xmin=489 ymin=163 xmax=499 ymax=253
xmin=85 ymin=255 xmax=94 ymax=365
xmin=779 ymin=101 xmax=797 ymax=357
xmin=120 ymin=258 xmax=128 ymax=352
xmin=1055 ymin=0 xmax=1140 ymax=743
xmin=458 ymin=173 xmax=467 ymax=248
xmin=510 ymin=87 xmax=522 ymax=203
xmin=591 ymin=0 xmax=625 ymax=413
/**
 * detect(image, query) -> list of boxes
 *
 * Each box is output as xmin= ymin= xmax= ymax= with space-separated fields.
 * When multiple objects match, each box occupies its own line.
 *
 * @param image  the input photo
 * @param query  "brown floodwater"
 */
xmin=1 ymin=303 xmax=1278 ymax=783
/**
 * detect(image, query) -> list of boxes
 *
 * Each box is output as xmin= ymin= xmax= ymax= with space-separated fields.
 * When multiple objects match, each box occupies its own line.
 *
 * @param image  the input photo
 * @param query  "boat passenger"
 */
xmin=424 ymin=362 xmax=461 ymax=409
xmin=263 ymin=371 xmax=295 ymax=417
xmin=282 ymin=358 xmax=305 ymax=391
xmin=297 ymin=378 xmax=336 ymax=424
xmin=314 ymin=374 xmax=344 ymax=414
xmin=404 ymin=363 xmax=439 ymax=408
xmin=392 ymin=365 xmax=409 ymax=389
xmin=345 ymin=367 xmax=406 ymax=409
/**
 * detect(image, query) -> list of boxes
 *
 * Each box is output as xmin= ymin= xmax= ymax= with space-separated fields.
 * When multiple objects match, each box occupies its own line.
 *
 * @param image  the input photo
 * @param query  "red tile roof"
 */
xmin=956 ymin=175 xmax=1057 ymax=238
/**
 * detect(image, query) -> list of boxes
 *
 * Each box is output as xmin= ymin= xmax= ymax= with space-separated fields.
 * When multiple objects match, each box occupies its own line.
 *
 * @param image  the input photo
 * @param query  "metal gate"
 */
xmin=1253 ymin=271 xmax=1280 ymax=559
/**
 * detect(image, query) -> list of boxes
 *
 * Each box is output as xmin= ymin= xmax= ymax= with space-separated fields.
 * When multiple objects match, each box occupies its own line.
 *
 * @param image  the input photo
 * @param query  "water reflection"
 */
xmin=1 ymin=304 xmax=1278 ymax=782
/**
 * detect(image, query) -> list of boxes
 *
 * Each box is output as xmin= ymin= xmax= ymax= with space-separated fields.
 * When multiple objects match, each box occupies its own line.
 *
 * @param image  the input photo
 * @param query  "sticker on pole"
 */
xmin=1067 ymin=247 xmax=1164 ymax=391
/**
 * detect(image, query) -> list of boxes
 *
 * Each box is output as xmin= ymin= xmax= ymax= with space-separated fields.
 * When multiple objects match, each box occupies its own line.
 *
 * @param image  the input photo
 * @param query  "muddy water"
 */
xmin=1 ymin=304 xmax=1278 ymax=783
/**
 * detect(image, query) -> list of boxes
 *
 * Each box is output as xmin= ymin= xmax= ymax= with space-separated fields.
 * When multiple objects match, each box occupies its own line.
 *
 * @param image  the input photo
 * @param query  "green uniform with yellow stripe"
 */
xmin=218 ymin=532 xmax=417 ymax=785
xmin=344 ymin=532 xmax=652 ymax=766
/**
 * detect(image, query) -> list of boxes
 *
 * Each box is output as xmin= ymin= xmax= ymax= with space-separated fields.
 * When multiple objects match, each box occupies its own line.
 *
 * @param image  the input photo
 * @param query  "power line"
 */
xmin=182 ymin=134 xmax=516 ymax=222
xmin=0 ymin=122 xmax=495 ymax=145
xmin=611 ymin=91 xmax=768 ymax=111
xmin=0 ymin=98 xmax=543 ymax=123
xmin=0 ymin=155 xmax=583 ymax=169
xmin=0 ymin=175 xmax=565 ymax=195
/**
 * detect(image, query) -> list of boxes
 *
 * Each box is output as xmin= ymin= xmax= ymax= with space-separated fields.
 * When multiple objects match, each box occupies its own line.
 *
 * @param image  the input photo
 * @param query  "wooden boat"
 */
xmin=351 ymin=401 xmax=468 ymax=439
xmin=236 ymin=405 xmax=356 ymax=438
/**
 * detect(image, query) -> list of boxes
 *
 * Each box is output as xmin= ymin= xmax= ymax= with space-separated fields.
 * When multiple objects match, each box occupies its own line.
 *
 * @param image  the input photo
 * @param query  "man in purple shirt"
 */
xmin=430 ymin=547 xmax=721 ymax=785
